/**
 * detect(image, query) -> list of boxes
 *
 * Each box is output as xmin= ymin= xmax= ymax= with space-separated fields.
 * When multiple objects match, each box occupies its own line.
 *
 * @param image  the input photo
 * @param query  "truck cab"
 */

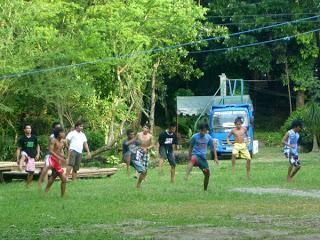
xmin=209 ymin=103 xmax=254 ymax=156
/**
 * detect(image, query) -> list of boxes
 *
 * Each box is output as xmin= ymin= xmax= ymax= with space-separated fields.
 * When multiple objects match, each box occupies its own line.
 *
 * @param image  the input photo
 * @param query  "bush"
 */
xmin=86 ymin=130 xmax=105 ymax=151
xmin=280 ymin=109 xmax=313 ymax=152
xmin=0 ymin=138 xmax=16 ymax=161
xmin=37 ymin=135 xmax=50 ymax=154
xmin=178 ymin=116 xmax=209 ymax=138
xmin=255 ymin=131 xmax=283 ymax=147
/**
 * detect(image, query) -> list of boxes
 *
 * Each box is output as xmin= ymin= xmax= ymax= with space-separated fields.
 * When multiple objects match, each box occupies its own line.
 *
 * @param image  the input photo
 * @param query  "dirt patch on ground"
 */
xmin=278 ymin=234 xmax=320 ymax=240
xmin=235 ymin=214 xmax=320 ymax=229
xmin=122 ymin=225 xmax=290 ymax=240
xmin=40 ymin=219 xmax=320 ymax=240
xmin=232 ymin=187 xmax=320 ymax=199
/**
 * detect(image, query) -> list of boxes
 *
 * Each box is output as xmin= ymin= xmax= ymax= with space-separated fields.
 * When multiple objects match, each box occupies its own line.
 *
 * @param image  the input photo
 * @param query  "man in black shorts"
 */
xmin=158 ymin=123 xmax=178 ymax=183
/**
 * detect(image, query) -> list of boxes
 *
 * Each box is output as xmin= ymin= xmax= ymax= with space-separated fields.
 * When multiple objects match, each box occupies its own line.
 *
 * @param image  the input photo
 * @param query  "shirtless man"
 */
xmin=135 ymin=123 xmax=153 ymax=188
xmin=38 ymin=122 xmax=61 ymax=190
xmin=227 ymin=117 xmax=251 ymax=178
xmin=45 ymin=127 xmax=67 ymax=197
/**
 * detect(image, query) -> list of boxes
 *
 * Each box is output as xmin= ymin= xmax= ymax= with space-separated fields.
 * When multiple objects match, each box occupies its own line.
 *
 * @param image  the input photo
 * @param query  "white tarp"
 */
xmin=177 ymin=95 xmax=253 ymax=116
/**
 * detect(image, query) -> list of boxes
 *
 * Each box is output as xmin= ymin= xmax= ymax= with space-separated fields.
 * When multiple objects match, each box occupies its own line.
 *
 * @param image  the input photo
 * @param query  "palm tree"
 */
xmin=304 ymin=101 xmax=320 ymax=152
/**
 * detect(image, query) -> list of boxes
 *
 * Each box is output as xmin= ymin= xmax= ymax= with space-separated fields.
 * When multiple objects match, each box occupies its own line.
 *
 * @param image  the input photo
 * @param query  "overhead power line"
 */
xmin=189 ymin=28 xmax=320 ymax=55
xmin=206 ymin=13 xmax=320 ymax=18
xmin=0 ymin=15 xmax=319 ymax=80
xmin=213 ymin=20 xmax=320 ymax=26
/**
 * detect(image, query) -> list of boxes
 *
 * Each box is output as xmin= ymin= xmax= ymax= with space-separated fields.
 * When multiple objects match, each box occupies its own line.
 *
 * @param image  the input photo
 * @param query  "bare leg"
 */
xmin=232 ymin=154 xmax=237 ymax=175
xmin=58 ymin=174 xmax=67 ymax=197
xmin=45 ymin=172 xmax=57 ymax=193
xmin=38 ymin=166 xmax=49 ymax=190
xmin=18 ymin=155 xmax=27 ymax=172
xmin=203 ymin=170 xmax=210 ymax=191
xmin=290 ymin=166 xmax=301 ymax=180
xmin=137 ymin=171 xmax=147 ymax=188
xmin=246 ymin=159 xmax=251 ymax=178
xmin=170 ymin=166 xmax=176 ymax=183
xmin=126 ymin=155 xmax=131 ymax=177
xmin=159 ymin=158 xmax=164 ymax=175
xmin=287 ymin=165 xmax=293 ymax=182
xmin=66 ymin=166 xmax=72 ymax=181
xmin=184 ymin=162 xmax=194 ymax=181
xmin=26 ymin=173 xmax=33 ymax=187
xmin=72 ymin=170 xmax=77 ymax=182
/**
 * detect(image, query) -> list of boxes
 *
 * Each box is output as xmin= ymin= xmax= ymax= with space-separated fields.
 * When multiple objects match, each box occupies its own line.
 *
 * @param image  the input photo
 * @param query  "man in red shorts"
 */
xmin=45 ymin=127 xmax=67 ymax=197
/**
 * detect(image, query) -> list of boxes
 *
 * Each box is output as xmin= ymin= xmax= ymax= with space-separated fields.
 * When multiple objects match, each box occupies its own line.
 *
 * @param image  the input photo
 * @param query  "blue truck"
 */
xmin=209 ymin=95 xmax=254 ymax=156
xmin=176 ymin=78 xmax=255 ymax=157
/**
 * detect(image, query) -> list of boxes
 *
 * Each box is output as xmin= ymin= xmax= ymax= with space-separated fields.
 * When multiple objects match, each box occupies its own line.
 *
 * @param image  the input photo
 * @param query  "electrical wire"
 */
xmin=0 ymin=15 xmax=319 ymax=80
xmin=189 ymin=28 xmax=320 ymax=55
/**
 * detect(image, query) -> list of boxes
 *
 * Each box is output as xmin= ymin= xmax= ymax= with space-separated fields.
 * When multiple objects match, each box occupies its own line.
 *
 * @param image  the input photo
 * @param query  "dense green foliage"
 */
xmin=0 ymin=0 xmax=319 ymax=159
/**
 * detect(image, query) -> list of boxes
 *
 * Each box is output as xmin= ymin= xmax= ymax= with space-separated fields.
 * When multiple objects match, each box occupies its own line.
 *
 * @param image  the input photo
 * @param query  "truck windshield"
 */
xmin=212 ymin=110 xmax=248 ymax=132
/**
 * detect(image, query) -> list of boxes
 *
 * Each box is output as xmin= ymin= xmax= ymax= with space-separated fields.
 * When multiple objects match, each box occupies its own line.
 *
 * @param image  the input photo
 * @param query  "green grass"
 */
xmin=1 ymin=147 xmax=320 ymax=240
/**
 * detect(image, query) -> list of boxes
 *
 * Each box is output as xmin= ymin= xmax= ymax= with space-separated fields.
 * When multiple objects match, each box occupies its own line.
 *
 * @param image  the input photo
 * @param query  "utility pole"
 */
xmin=219 ymin=73 xmax=227 ymax=97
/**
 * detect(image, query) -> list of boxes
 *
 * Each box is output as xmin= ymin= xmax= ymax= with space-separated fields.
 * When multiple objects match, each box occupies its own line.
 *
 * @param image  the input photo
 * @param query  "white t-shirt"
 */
xmin=66 ymin=130 xmax=88 ymax=153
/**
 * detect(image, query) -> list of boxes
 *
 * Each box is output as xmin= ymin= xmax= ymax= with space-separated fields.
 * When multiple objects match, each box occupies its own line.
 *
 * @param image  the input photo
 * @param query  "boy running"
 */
xmin=158 ymin=122 xmax=178 ymax=183
xmin=45 ymin=127 xmax=67 ymax=197
xmin=122 ymin=129 xmax=140 ymax=177
xmin=185 ymin=123 xmax=219 ymax=191
xmin=135 ymin=123 xmax=153 ymax=188
xmin=16 ymin=124 xmax=40 ymax=187
xmin=38 ymin=122 xmax=61 ymax=189
xmin=227 ymin=117 xmax=251 ymax=178
xmin=282 ymin=120 xmax=303 ymax=182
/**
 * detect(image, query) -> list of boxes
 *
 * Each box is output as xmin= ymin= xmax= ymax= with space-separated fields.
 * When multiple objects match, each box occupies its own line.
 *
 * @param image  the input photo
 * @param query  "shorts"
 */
xmin=21 ymin=151 xmax=35 ymax=174
xmin=49 ymin=155 xmax=64 ymax=175
xmin=68 ymin=150 xmax=82 ymax=171
xmin=190 ymin=155 xmax=210 ymax=173
xmin=133 ymin=149 xmax=148 ymax=173
xmin=159 ymin=146 xmax=176 ymax=167
xmin=123 ymin=151 xmax=131 ymax=162
xmin=285 ymin=152 xmax=301 ymax=167
xmin=232 ymin=143 xmax=251 ymax=160
xmin=44 ymin=154 xmax=51 ymax=167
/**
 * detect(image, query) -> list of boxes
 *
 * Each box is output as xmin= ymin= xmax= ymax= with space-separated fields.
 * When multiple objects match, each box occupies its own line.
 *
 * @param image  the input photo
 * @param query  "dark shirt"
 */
xmin=158 ymin=130 xmax=178 ymax=152
xmin=122 ymin=139 xmax=140 ymax=155
xmin=18 ymin=135 xmax=38 ymax=158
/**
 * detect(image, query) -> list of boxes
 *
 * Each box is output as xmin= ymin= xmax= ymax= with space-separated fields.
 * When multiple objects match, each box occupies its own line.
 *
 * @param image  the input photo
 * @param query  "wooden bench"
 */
xmin=0 ymin=162 xmax=117 ymax=182
xmin=0 ymin=162 xmax=45 ymax=183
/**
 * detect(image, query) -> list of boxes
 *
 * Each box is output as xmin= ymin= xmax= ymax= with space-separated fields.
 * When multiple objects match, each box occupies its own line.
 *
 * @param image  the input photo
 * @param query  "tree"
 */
xmin=304 ymin=101 xmax=320 ymax=152
xmin=206 ymin=0 xmax=319 ymax=110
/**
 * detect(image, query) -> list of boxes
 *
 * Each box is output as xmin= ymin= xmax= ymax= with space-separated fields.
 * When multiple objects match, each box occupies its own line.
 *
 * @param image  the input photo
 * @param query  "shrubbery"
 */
xmin=85 ymin=130 xmax=105 ymax=151
xmin=0 ymin=138 xmax=16 ymax=161
xmin=254 ymin=131 xmax=283 ymax=147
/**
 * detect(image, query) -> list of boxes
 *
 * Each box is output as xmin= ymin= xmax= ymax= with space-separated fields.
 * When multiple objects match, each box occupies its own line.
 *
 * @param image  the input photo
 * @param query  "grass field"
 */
xmin=1 ymin=147 xmax=320 ymax=240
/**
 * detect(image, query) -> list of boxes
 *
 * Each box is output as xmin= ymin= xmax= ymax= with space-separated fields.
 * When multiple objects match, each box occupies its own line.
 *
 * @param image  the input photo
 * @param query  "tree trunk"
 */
xmin=312 ymin=134 xmax=319 ymax=152
xmin=56 ymin=103 xmax=65 ymax=129
xmin=149 ymin=59 xmax=160 ymax=135
xmin=296 ymin=90 xmax=305 ymax=109
xmin=163 ymin=98 xmax=169 ymax=125
xmin=285 ymin=61 xmax=292 ymax=114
